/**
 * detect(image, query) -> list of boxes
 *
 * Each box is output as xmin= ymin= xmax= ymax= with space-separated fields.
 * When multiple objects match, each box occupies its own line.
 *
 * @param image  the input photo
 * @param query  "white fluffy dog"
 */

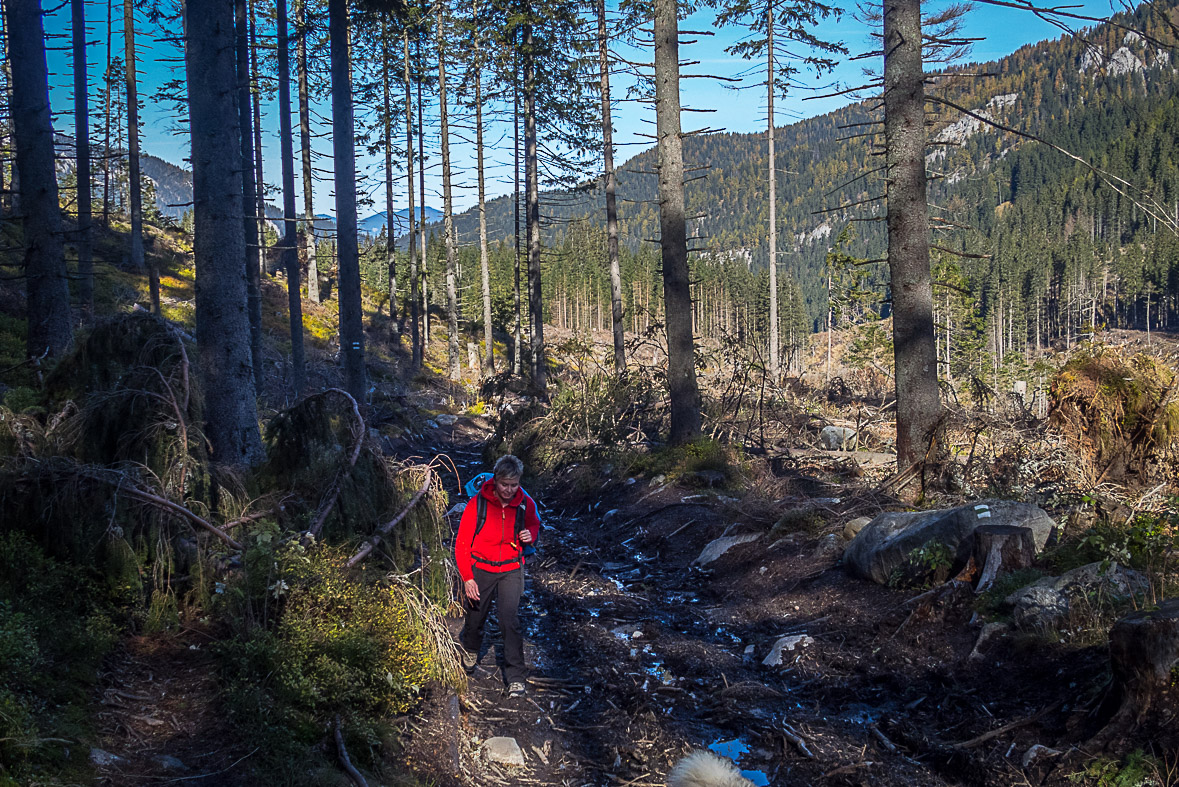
xmin=667 ymin=750 xmax=757 ymax=787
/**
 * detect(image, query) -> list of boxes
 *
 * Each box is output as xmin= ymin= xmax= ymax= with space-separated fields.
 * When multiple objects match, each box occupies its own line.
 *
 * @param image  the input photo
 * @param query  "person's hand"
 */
xmin=464 ymin=579 xmax=480 ymax=602
xmin=518 ymin=529 xmax=533 ymax=544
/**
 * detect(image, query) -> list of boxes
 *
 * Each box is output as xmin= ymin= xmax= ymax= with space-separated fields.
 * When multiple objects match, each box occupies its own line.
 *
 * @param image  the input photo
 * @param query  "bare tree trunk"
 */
xmin=512 ymin=51 xmax=522 ymax=376
xmin=437 ymin=4 xmax=459 ymax=381
xmin=654 ymin=0 xmax=701 ymax=443
xmin=124 ymin=0 xmax=153 ymax=314
xmin=329 ymin=0 xmax=366 ymax=404
xmin=7 ymin=0 xmax=71 ymax=358
xmin=277 ymin=0 xmax=305 ymax=395
xmin=72 ymin=0 xmax=93 ymax=318
xmin=0 ymin=3 xmax=8 ymax=213
xmin=416 ymin=44 xmax=428 ymax=349
xmin=382 ymin=21 xmax=398 ymax=338
xmin=102 ymin=0 xmax=112 ymax=227
xmin=767 ymin=2 xmax=779 ymax=381
xmin=599 ymin=0 xmax=625 ymax=373
xmin=185 ymin=0 xmax=263 ymax=466
xmin=405 ymin=29 xmax=420 ymax=368
xmin=250 ymin=0 xmax=266 ymax=258
xmin=523 ymin=24 xmax=546 ymax=393
xmin=297 ymin=0 xmax=320 ymax=303
xmin=475 ymin=52 xmax=494 ymax=375
xmin=236 ymin=0 xmax=264 ymax=389
xmin=884 ymin=0 xmax=940 ymax=470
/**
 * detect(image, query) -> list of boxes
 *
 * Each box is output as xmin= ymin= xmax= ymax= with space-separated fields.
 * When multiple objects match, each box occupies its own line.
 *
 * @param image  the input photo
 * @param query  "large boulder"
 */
xmin=820 ymin=425 xmax=857 ymax=451
xmin=1007 ymin=562 xmax=1148 ymax=631
xmin=844 ymin=500 xmax=1055 ymax=585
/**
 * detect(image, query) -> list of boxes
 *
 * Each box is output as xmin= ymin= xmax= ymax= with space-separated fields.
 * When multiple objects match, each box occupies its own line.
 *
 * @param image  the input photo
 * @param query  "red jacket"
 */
xmin=454 ymin=479 xmax=541 ymax=582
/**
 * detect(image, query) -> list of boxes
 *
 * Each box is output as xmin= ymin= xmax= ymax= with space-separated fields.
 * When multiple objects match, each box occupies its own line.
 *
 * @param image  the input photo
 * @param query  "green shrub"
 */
xmin=888 ymin=541 xmax=955 ymax=589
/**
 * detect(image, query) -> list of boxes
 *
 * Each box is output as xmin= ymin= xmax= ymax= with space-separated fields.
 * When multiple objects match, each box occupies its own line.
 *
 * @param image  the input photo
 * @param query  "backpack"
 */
xmin=468 ymin=473 xmax=538 ymax=557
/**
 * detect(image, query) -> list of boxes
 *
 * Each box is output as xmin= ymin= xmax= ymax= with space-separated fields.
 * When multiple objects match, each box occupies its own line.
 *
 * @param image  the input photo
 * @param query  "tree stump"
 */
xmin=973 ymin=525 xmax=1036 ymax=593
xmin=1096 ymin=599 xmax=1179 ymax=735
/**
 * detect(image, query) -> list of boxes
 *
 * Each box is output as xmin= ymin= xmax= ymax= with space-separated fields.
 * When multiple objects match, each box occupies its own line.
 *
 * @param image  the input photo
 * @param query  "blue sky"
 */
xmin=42 ymin=0 xmax=1122 ymax=220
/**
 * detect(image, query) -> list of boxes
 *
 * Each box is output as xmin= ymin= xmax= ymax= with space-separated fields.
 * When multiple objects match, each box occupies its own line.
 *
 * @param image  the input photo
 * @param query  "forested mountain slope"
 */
xmin=444 ymin=0 xmax=1179 ymax=350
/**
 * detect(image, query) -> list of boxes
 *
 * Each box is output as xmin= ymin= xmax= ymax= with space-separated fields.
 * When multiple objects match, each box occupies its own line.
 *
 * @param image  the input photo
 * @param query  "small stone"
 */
xmin=820 ymin=425 xmax=857 ymax=451
xmin=425 ymin=419 xmax=440 ymax=430
xmin=812 ymin=533 xmax=845 ymax=561
xmin=436 ymin=414 xmax=459 ymax=427
xmin=483 ymin=736 xmax=526 ymax=768
xmin=693 ymin=533 xmax=760 ymax=567
xmin=90 ymin=749 xmax=123 ymax=767
xmin=842 ymin=516 xmax=872 ymax=541
xmin=1021 ymin=744 xmax=1061 ymax=769
xmin=762 ymin=634 xmax=814 ymax=666
xmin=151 ymin=755 xmax=189 ymax=772
xmin=603 ymin=509 xmax=621 ymax=523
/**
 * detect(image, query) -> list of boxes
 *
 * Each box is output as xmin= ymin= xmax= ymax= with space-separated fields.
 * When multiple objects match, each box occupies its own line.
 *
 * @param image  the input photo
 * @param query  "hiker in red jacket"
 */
xmin=454 ymin=454 xmax=541 ymax=698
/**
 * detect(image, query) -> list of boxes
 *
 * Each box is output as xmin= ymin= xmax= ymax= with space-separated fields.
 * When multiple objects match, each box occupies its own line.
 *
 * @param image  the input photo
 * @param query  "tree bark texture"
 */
xmin=72 ymin=0 xmax=93 ymax=317
xmin=767 ymin=3 xmax=779 ymax=380
xmin=599 ymin=0 xmax=625 ymax=373
xmin=654 ymin=0 xmax=701 ymax=443
xmin=883 ymin=0 xmax=941 ymax=469
xmin=1097 ymin=599 xmax=1179 ymax=735
xmin=437 ymin=5 xmax=460 ymax=381
xmin=404 ymin=29 xmax=420 ymax=368
xmin=7 ymin=0 xmax=71 ymax=358
xmin=524 ymin=25 xmax=546 ymax=393
xmin=476 ymin=57 xmax=494 ymax=375
xmin=329 ymin=0 xmax=367 ymax=404
xmin=416 ymin=47 xmax=428 ymax=348
xmin=382 ymin=22 xmax=398 ymax=337
xmin=125 ymin=0 xmax=157 ymax=316
xmin=236 ymin=0 xmax=263 ymax=389
xmin=512 ymin=54 xmax=522 ymax=377
xmin=972 ymin=525 xmax=1035 ymax=593
xmin=250 ymin=0 xmax=266 ymax=265
xmin=185 ymin=0 xmax=263 ymax=466
xmin=277 ymin=0 xmax=306 ymax=395
xmin=296 ymin=0 xmax=320 ymax=303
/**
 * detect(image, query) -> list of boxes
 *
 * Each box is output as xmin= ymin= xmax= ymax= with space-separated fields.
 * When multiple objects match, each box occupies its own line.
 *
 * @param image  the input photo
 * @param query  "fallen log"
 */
xmin=345 ymin=468 xmax=435 ymax=568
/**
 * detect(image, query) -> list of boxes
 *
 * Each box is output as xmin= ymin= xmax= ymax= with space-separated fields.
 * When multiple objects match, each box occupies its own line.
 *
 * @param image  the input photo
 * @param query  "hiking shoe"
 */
xmin=461 ymin=649 xmax=478 ymax=674
xmin=507 ymin=681 xmax=526 ymax=698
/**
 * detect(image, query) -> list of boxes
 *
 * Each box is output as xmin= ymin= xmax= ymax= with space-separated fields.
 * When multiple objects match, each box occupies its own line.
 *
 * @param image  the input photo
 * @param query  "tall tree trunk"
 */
xmin=124 ymin=0 xmax=153 ymax=313
xmin=599 ymin=0 xmax=625 ymax=373
xmin=883 ymin=0 xmax=940 ymax=469
xmin=512 ymin=51 xmax=522 ymax=376
xmin=654 ymin=0 xmax=701 ymax=443
xmin=767 ymin=2 xmax=779 ymax=380
xmin=475 ymin=48 xmax=494 ymax=375
xmin=184 ymin=0 xmax=263 ymax=466
xmin=236 ymin=0 xmax=264 ymax=389
xmin=382 ymin=21 xmax=398 ymax=338
xmin=297 ymin=0 xmax=320 ymax=303
xmin=101 ymin=0 xmax=112 ymax=227
xmin=0 ymin=2 xmax=8 ymax=212
xmin=72 ymin=0 xmax=93 ymax=317
xmin=416 ymin=42 xmax=428 ymax=349
xmin=329 ymin=0 xmax=366 ymax=404
xmin=250 ymin=0 xmax=266 ymax=258
xmin=437 ymin=5 xmax=459 ymax=381
xmin=277 ymin=0 xmax=306 ymax=395
xmin=523 ymin=24 xmax=546 ymax=393
xmin=405 ymin=29 xmax=420 ymax=368
xmin=7 ymin=0 xmax=71 ymax=358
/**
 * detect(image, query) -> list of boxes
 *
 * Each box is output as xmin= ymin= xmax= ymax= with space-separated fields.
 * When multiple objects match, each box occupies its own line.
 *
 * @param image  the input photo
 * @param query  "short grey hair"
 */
xmin=493 ymin=454 xmax=524 ymax=479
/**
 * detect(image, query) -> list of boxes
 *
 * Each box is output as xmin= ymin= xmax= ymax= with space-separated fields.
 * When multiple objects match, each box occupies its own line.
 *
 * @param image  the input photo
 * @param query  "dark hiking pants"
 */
xmin=460 ymin=566 xmax=526 ymax=684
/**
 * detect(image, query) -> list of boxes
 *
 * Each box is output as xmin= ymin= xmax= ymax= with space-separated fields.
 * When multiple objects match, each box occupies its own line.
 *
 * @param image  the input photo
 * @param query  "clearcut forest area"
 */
xmin=2 ymin=0 xmax=1179 ymax=785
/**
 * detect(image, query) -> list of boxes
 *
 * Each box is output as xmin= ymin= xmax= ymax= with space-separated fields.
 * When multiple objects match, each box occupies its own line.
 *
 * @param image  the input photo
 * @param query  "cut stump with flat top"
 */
xmin=973 ymin=524 xmax=1036 ymax=593
xmin=1101 ymin=599 xmax=1179 ymax=728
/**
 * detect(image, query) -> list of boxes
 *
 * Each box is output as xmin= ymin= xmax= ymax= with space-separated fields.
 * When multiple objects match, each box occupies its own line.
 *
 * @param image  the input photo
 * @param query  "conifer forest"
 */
xmin=4 ymin=0 xmax=1179 ymax=783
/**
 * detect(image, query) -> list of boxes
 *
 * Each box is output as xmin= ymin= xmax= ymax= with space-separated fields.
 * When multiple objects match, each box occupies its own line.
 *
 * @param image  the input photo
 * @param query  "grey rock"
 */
xmin=1008 ymin=562 xmax=1148 ymax=631
xmin=844 ymin=500 xmax=1056 ymax=585
xmin=151 ymin=755 xmax=189 ymax=772
xmin=693 ymin=533 xmax=760 ymax=567
xmin=842 ymin=516 xmax=872 ymax=541
xmin=1022 ymin=744 xmax=1061 ymax=769
xmin=425 ymin=419 xmax=440 ymax=430
xmin=762 ymin=634 xmax=814 ymax=666
xmin=90 ymin=749 xmax=123 ymax=767
xmin=820 ymin=425 xmax=857 ymax=451
xmin=483 ymin=736 xmax=526 ymax=767
xmin=436 ymin=414 xmax=459 ymax=427
xmin=812 ymin=533 xmax=845 ymax=562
